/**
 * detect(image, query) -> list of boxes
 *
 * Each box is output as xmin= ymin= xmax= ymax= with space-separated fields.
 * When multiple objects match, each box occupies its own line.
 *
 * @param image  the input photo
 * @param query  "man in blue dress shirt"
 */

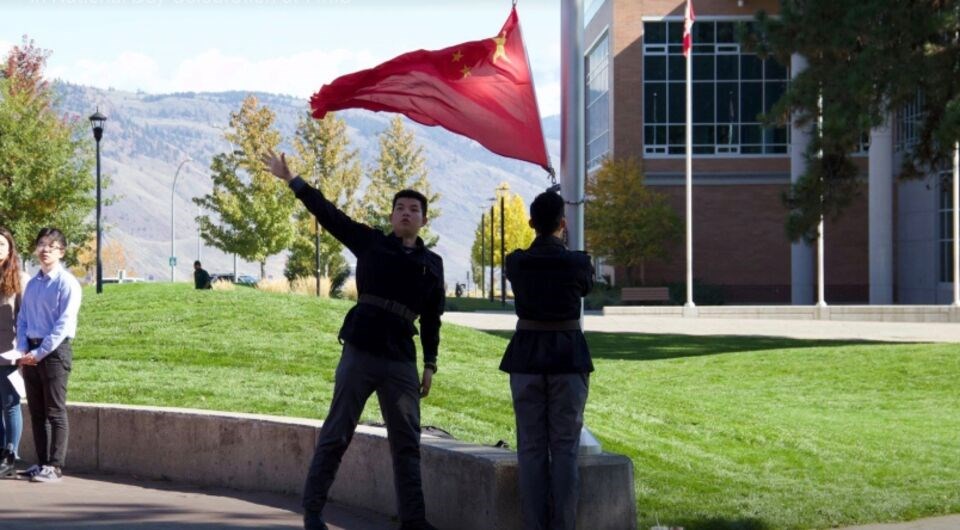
xmin=16 ymin=227 xmax=82 ymax=483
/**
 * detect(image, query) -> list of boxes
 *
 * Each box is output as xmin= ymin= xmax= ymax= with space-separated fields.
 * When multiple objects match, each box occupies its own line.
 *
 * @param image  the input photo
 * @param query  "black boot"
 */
xmin=303 ymin=510 xmax=329 ymax=530
xmin=0 ymin=449 xmax=15 ymax=478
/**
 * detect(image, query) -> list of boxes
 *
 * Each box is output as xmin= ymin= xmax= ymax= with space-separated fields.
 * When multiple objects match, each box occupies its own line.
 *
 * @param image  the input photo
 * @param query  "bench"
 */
xmin=620 ymin=286 xmax=670 ymax=304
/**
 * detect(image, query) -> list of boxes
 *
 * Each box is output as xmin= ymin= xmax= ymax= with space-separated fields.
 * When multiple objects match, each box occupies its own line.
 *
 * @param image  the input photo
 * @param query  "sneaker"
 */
xmin=30 ymin=465 xmax=62 ymax=483
xmin=17 ymin=464 xmax=41 ymax=478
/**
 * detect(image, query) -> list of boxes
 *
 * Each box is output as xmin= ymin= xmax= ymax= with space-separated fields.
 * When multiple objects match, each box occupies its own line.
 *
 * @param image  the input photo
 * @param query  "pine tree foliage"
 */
xmin=363 ymin=116 xmax=440 ymax=245
xmin=743 ymin=1 xmax=960 ymax=241
xmin=285 ymin=112 xmax=361 ymax=284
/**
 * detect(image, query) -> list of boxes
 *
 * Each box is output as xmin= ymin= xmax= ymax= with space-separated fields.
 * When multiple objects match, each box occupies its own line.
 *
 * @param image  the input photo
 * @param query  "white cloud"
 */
xmin=38 ymin=45 xmax=562 ymax=114
xmin=45 ymin=48 xmax=379 ymax=98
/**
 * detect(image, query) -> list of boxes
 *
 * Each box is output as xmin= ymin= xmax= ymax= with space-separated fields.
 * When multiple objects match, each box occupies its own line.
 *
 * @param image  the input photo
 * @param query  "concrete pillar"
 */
xmin=869 ymin=118 xmax=894 ymax=304
xmin=790 ymin=54 xmax=814 ymax=304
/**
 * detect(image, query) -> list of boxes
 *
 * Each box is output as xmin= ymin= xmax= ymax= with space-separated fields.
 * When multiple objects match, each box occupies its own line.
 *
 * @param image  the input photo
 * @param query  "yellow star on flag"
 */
xmin=492 ymin=32 xmax=509 ymax=63
xmin=460 ymin=65 xmax=472 ymax=79
xmin=452 ymin=50 xmax=463 ymax=62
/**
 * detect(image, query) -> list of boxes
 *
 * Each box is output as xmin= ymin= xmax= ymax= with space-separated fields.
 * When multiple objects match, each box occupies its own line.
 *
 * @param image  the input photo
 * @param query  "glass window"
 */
xmin=940 ymin=175 xmax=955 ymax=283
xmin=643 ymin=19 xmax=789 ymax=156
xmin=645 ymin=55 xmax=667 ymax=81
xmin=586 ymin=32 xmax=611 ymax=170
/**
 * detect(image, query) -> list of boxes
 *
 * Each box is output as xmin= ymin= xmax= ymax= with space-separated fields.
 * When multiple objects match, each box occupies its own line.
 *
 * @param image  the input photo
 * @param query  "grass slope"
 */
xmin=71 ymin=284 xmax=960 ymax=530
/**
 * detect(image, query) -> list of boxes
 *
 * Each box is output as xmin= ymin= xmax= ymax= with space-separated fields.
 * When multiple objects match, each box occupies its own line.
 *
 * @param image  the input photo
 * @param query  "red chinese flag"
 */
xmin=310 ymin=7 xmax=550 ymax=170
xmin=683 ymin=0 xmax=696 ymax=57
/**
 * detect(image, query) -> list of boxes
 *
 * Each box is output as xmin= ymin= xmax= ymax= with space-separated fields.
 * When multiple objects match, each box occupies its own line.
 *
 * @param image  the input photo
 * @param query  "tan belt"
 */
xmin=358 ymin=294 xmax=418 ymax=322
xmin=516 ymin=319 xmax=581 ymax=331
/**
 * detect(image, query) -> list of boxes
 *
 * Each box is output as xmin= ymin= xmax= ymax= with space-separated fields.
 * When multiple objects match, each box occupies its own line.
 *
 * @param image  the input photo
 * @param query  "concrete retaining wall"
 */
xmin=18 ymin=403 xmax=637 ymax=530
xmin=604 ymin=304 xmax=960 ymax=322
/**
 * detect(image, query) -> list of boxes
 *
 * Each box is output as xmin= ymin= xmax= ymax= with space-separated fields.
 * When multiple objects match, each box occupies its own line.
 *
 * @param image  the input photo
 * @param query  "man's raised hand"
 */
xmin=261 ymin=149 xmax=293 ymax=182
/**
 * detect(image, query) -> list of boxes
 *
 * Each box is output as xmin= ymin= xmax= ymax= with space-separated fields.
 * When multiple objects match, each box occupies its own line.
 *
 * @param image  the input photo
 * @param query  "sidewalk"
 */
xmin=442 ymin=311 xmax=960 ymax=343
xmin=0 ymin=473 xmax=394 ymax=530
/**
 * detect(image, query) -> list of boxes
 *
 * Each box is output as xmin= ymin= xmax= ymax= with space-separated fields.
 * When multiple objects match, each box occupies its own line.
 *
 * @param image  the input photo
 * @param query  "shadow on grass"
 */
xmin=673 ymin=517 xmax=770 ymax=530
xmin=481 ymin=330 xmax=877 ymax=362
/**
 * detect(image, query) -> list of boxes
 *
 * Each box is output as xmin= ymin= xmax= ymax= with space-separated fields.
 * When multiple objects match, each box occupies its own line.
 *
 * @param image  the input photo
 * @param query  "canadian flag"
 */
xmin=682 ymin=0 xmax=696 ymax=57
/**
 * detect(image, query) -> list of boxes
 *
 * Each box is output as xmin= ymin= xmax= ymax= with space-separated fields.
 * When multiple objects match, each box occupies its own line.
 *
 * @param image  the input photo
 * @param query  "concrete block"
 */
xmin=17 ymin=402 xmax=98 ymax=472
xmin=327 ymin=425 xmax=399 ymax=516
xmin=17 ymin=403 xmax=639 ymax=530
xmin=97 ymin=406 xmax=317 ymax=495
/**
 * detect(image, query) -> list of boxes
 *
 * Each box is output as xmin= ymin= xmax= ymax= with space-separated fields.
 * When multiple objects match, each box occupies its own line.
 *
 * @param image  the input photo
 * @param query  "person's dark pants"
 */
xmin=510 ymin=373 xmax=589 ymax=530
xmin=303 ymin=342 xmax=426 ymax=525
xmin=23 ymin=339 xmax=72 ymax=469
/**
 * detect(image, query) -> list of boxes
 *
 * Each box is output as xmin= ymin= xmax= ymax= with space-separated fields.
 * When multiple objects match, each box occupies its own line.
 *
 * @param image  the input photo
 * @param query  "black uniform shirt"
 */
xmin=290 ymin=177 xmax=445 ymax=367
xmin=499 ymin=235 xmax=595 ymax=374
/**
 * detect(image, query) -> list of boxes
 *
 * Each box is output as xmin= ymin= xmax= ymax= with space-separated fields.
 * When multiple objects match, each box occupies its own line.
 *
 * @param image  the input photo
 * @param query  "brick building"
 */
xmin=583 ymin=0 xmax=954 ymax=304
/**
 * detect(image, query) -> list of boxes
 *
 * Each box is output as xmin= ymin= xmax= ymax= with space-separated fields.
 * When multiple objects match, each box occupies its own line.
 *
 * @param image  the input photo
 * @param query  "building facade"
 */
xmin=584 ymin=0 xmax=954 ymax=304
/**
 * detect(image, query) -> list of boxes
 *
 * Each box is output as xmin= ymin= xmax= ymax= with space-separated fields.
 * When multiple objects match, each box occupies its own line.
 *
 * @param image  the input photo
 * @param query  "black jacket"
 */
xmin=291 ymin=178 xmax=444 ymax=367
xmin=499 ymin=235 xmax=594 ymax=374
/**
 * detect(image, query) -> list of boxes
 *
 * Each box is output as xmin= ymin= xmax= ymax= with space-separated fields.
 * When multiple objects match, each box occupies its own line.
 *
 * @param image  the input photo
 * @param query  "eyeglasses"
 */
xmin=36 ymin=244 xmax=64 ymax=251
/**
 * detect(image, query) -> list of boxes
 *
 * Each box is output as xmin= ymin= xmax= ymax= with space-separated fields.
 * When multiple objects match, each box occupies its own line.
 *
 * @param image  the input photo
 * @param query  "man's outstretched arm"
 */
xmin=262 ymin=149 xmax=374 ymax=255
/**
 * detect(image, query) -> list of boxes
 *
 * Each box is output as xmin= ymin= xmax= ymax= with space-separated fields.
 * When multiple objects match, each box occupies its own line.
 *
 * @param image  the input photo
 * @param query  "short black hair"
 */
xmin=34 ymin=227 xmax=66 ymax=249
xmin=529 ymin=191 xmax=565 ymax=235
xmin=194 ymin=260 xmax=202 ymax=267
xmin=392 ymin=189 xmax=428 ymax=216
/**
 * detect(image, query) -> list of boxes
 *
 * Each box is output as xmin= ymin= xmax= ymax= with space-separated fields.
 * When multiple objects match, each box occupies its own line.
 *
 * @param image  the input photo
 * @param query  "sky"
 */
xmin=1 ymin=0 xmax=563 ymax=116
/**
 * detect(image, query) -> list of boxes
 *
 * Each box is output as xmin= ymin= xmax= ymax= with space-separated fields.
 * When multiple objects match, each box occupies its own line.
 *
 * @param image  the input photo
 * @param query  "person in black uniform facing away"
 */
xmin=501 ymin=191 xmax=594 ymax=530
xmin=262 ymin=149 xmax=443 ymax=530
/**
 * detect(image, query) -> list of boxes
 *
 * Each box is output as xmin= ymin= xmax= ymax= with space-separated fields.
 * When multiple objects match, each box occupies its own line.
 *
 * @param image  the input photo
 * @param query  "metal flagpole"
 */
xmin=817 ymin=94 xmax=827 ymax=307
xmin=684 ymin=0 xmax=696 ymax=311
xmin=953 ymin=142 xmax=959 ymax=306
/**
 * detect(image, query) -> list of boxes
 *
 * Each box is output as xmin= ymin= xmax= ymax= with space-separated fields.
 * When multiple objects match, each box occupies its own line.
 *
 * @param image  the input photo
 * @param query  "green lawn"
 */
xmin=72 ymin=284 xmax=960 ymax=530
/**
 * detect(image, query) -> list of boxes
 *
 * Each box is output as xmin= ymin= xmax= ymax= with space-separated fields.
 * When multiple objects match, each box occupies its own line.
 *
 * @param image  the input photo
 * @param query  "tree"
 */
xmin=0 ymin=37 xmax=96 ymax=260
xmin=470 ymin=183 xmax=535 ymax=284
xmin=742 ymin=1 xmax=960 ymax=241
xmin=193 ymin=95 xmax=294 ymax=279
xmin=73 ymin=236 xmax=132 ymax=281
xmin=363 ymin=116 xmax=440 ymax=245
xmin=585 ymin=158 xmax=681 ymax=285
xmin=285 ymin=112 xmax=361 ymax=292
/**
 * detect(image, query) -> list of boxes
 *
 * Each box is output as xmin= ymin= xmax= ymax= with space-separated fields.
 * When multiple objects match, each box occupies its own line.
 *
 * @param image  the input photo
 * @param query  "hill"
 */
xmin=55 ymin=83 xmax=560 ymax=283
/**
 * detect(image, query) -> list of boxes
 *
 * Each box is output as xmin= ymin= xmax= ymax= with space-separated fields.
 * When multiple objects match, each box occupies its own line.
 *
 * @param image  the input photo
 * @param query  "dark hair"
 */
xmin=392 ymin=189 xmax=428 ymax=217
xmin=0 ymin=227 xmax=22 ymax=299
xmin=34 ymin=227 xmax=67 ymax=250
xmin=529 ymin=191 xmax=565 ymax=235
xmin=194 ymin=260 xmax=202 ymax=267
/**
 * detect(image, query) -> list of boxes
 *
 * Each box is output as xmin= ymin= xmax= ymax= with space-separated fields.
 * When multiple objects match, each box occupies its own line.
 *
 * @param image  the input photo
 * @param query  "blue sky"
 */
xmin=2 ymin=0 xmax=563 ymax=115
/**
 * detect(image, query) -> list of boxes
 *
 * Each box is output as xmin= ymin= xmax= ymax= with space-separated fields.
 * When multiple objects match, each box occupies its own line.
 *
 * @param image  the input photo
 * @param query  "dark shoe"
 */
xmin=0 ymin=450 xmax=14 ymax=478
xmin=303 ymin=510 xmax=329 ymax=530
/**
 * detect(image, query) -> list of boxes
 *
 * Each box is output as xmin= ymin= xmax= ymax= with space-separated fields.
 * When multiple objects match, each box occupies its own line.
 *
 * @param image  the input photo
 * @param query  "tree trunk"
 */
xmin=260 ymin=261 xmax=266 ymax=281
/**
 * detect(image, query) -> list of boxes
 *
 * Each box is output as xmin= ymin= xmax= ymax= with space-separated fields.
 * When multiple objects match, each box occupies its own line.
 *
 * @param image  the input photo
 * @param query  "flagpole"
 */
xmin=953 ymin=141 xmax=959 ymax=306
xmin=817 ymin=93 xmax=827 ymax=308
xmin=684 ymin=0 xmax=696 ymax=311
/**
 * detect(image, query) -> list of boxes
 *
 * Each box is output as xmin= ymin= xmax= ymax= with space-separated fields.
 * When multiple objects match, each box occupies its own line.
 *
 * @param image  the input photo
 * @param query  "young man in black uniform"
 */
xmin=500 ymin=191 xmax=594 ymax=530
xmin=263 ymin=149 xmax=443 ymax=530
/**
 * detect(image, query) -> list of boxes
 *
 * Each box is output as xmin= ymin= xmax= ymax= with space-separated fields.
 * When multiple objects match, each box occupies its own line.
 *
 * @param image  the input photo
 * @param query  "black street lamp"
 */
xmin=89 ymin=109 xmax=107 ymax=294
xmin=479 ymin=210 xmax=486 ymax=297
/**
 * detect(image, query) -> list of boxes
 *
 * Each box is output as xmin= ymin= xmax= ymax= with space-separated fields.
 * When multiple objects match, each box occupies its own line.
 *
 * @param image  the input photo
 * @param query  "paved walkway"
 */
xmin=0 ymin=473 xmax=393 ymax=530
xmin=442 ymin=311 xmax=960 ymax=343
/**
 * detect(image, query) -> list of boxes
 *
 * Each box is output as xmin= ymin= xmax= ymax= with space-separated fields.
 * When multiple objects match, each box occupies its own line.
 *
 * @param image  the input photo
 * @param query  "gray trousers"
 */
xmin=302 ymin=343 xmax=426 ymax=524
xmin=510 ymin=373 xmax=589 ymax=530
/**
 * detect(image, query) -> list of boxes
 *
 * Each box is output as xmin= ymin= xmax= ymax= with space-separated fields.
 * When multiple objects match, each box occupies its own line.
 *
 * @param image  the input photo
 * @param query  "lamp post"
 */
xmin=489 ymin=202 xmax=495 ymax=302
xmin=89 ymin=110 xmax=107 ymax=294
xmin=480 ymin=210 xmax=486 ymax=298
xmin=496 ymin=184 xmax=509 ymax=307
xmin=170 ymin=159 xmax=192 ymax=282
